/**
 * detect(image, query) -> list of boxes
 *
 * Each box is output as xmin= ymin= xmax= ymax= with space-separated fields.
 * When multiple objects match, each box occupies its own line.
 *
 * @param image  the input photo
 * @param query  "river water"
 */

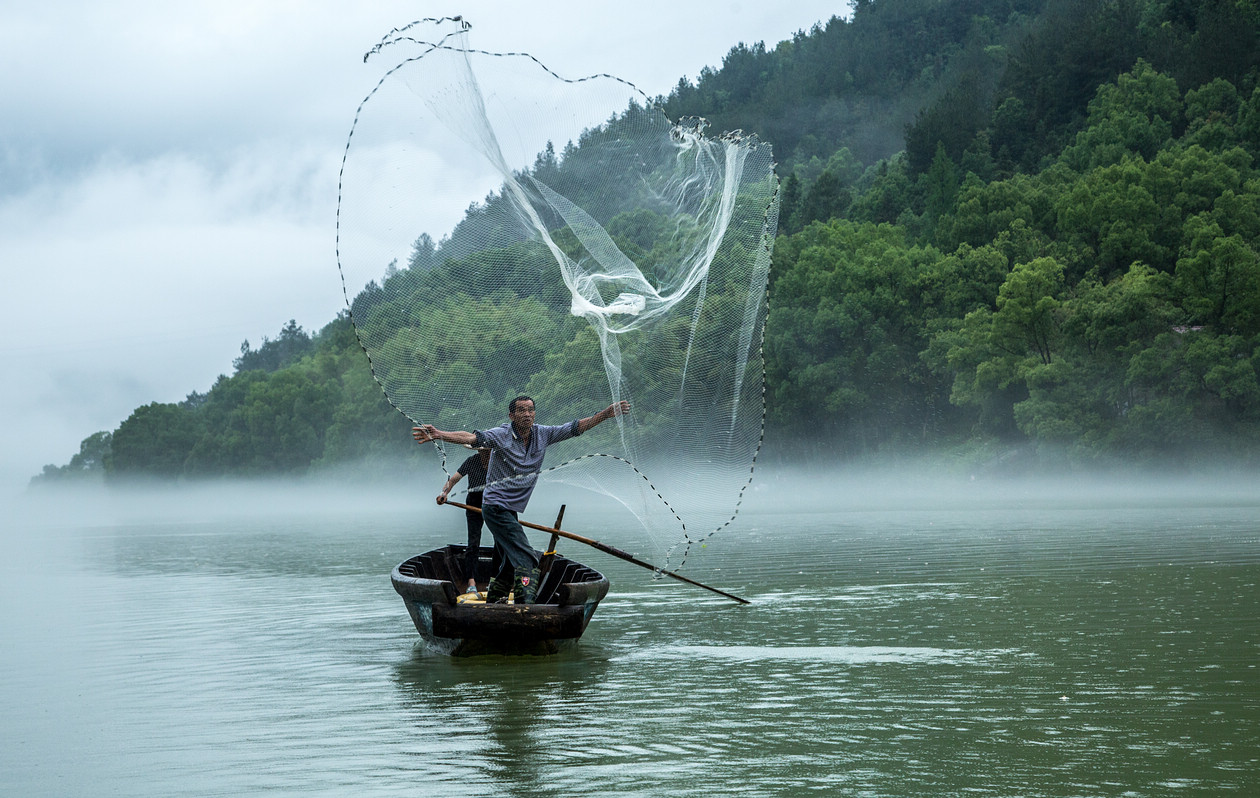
xmin=3 ymin=473 xmax=1258 ymax=796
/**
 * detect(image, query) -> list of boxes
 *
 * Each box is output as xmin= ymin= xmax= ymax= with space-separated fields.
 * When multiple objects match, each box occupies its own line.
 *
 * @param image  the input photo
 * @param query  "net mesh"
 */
xmin=336 ymin=18 xmax=779 ymax=567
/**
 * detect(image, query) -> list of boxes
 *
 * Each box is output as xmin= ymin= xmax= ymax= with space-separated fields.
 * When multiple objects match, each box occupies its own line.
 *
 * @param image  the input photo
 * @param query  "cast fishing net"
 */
xmin=336 ymin=18 xmax=778 ymax=568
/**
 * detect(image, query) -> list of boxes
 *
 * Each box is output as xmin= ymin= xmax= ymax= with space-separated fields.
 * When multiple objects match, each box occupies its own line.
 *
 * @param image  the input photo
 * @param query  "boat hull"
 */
xmin=391 ymin=544 xmax=609 ymax=656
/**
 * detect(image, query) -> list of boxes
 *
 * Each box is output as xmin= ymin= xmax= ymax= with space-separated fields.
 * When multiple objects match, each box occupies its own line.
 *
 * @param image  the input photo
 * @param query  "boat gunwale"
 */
xmin=390 ymin=544 xmax=610 ymax=609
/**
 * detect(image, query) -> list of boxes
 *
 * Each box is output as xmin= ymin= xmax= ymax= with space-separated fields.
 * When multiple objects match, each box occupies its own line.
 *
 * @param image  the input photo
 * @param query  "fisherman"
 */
xmin=436 ymin=445 xmax=495 ymax=597
xmin=413 ymin=395 xmax=630 ymax=603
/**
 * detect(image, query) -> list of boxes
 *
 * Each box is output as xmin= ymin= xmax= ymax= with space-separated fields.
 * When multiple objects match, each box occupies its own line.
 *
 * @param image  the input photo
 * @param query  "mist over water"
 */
xmin=14 ymin=460 xmax=1259 ymax=529
xmin=5 ymin=466 xmax=1259 ymax=796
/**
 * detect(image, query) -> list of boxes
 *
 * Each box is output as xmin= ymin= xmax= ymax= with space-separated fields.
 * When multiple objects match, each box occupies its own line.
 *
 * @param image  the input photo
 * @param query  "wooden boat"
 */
xmin=390 ymin=544 xmax=610 ymax=656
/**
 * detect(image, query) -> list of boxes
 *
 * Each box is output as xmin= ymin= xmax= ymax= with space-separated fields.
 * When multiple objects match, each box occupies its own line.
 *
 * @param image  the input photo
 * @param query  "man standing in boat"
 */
xmin=412 ymin=395 xmax=631 ymax=603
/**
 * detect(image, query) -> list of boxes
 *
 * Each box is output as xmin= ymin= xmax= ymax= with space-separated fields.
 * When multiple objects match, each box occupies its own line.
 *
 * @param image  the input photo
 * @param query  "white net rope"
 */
xmin=336 ymin=18 xmax=778 ymax=568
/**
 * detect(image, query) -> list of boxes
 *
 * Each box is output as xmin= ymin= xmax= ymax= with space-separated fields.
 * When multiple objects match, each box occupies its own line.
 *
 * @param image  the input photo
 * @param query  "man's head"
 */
xmin=508 ymin=396 xmax=535 ymax=432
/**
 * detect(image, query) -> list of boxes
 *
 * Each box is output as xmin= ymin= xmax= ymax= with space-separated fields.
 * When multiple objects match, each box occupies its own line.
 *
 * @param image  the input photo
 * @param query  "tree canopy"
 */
xmin=33 ymin=0 xmax=1260 ymax=484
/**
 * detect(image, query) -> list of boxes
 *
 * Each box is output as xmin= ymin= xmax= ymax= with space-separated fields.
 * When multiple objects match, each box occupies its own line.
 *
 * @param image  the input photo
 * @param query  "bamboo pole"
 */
xmin=446 ymin=501 xmax=750 ymax=605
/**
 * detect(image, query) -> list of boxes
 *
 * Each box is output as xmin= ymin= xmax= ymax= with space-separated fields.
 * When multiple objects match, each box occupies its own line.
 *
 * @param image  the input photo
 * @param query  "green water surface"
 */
xmin=3 ymin=478 xmax=1257 ymax=796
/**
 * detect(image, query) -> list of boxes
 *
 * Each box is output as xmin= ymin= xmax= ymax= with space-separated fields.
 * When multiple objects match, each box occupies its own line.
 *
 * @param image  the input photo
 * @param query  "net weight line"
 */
xmin=445 ymin=500 xmax=750 ymax=604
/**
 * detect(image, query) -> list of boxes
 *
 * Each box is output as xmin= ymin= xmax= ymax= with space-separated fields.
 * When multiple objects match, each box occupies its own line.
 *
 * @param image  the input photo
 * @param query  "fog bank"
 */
xmin=11 ymin=463 xmax=1259 ymax=537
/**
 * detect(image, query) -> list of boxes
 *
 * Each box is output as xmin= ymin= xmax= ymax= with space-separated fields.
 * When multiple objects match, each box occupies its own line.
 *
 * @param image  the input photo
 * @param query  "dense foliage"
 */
xmin=96 ymin=316 xmax=414 ymax=480
xmin=33 ymin=0 xmax=1260 ymax=484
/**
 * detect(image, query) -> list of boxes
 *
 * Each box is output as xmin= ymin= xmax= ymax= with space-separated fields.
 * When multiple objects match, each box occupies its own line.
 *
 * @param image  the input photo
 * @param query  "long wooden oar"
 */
xmin=446 ymin=500 xmax=750 ymax=605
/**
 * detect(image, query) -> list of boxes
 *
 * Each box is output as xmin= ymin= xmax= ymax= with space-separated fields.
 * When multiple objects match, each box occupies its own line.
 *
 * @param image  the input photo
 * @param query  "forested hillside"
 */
xmin=34 ymin=0 xmax=1260 ymax=484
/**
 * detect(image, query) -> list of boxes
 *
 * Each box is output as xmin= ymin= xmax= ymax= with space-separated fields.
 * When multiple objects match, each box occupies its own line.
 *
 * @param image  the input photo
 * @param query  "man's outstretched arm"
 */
xmin=576 ymin=400 xmax=631 ymax=434
xmin=412 ymin=424 xmax=478 ymax=446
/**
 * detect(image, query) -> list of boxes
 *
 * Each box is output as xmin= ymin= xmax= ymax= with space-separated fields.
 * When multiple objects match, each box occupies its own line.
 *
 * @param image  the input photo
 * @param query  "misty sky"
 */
xmin=0 ymin=1 xmax=847 ymax=492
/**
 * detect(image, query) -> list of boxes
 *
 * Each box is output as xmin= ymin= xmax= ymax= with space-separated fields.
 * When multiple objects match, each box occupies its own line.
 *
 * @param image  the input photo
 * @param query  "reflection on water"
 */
xmin=392 ymin=652 xmax=614 ymax=795
xmin=3 ymin=478 xmax=1259 ymax=796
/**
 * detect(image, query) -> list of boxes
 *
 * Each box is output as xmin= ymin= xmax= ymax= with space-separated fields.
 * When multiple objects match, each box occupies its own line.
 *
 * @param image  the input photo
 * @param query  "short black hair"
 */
xmin=509 ymin=395 xmax=535 ymax=414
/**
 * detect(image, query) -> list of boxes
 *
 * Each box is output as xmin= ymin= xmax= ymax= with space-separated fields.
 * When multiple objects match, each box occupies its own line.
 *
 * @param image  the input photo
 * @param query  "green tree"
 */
xmin=1174 ymin=215 xmax=1260 ymax=335
xmin=1055 ymin=156 xmax=1170 ymax=281
xmin=938 ymin=257 xmax=1066 ymax=437
xmin=183 ymin=370 xmax=268 ymax=474
xmin=992 ymin=256 xmax=1066 ymax=366
xmin=107 ymin=403 xmax=204 ymax=478
xmin=766 ymin=219 xmax=946 ymax=449
xmin=233 ymin=369 xmax=336 ymax=473
xmin=793 ymin=168 xmax=852 ymax=229
xmin=1184 ymin=78 xmax=1242 ymax=151
xmin=1015 ymin=263 xmax=1177 ymax=453
xmin=921 ymin=142 xmax=961 ymax=235
xmin=234 ymin=319 xmax=314 ymax=374
xmin=1060 ymin=59 xmax=1182 ymax=171
xmin=30 ymin=431 xmax=113 ymax=485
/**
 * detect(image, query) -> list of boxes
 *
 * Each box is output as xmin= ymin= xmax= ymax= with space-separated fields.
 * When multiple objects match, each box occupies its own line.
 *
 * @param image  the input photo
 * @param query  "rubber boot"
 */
xmin=485 ymin=576 xmax=511 ymax=604
xmin=517 ymin=567 xmax=541 ymax=604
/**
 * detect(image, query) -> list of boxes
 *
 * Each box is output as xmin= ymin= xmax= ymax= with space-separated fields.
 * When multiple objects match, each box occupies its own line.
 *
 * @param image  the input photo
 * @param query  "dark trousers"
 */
xmin=462 ymin=508 xmax=502 ymax=583
xmin=481 ymin=503 xmax=540 ymax=583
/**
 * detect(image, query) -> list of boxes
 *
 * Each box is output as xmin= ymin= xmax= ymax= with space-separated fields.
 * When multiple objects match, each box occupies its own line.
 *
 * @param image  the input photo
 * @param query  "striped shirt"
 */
xmin=473 ymin=420 xmax=582 ymax=511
